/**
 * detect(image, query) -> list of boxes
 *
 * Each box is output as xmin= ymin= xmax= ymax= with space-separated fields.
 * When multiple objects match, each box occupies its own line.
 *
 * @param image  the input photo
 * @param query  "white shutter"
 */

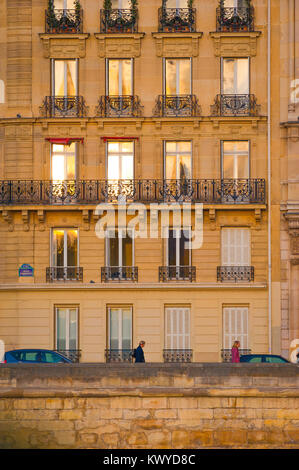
xmin=223 ymin=307 xmax=248 ymax=350
xmin=222 ymin=228 xmax=250 ymax=266
xmin=165 ymin=307 xmax=190 ymax=350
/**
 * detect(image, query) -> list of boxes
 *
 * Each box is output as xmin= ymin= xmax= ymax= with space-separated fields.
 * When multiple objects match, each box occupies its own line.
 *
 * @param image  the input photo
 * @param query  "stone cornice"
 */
xmin=152 ymin=31 xmax=203 ymax=57
xmin=209 ymin=31 xmax=261 ymax=57
xmin=39 ymin=33 xmax=90 ymax=58
xmin=94 ymin=32 xmax=145 ymax=58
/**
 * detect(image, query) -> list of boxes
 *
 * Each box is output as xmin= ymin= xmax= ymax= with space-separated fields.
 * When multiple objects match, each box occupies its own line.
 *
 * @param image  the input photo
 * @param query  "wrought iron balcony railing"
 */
xmin=211 ymin=94 xmax=260 ymax=117
xmin=45 ymin=8 xmax=83 ymax=34
xmin=159 ymin=266 xmax=196 ymax=282
xmin=163 ymin=349 xmax=193 ymax=363
xmin=97 ymin=96 xmax=143 ymax=118
xmin=100 ymin=9 xmax=138 ymax=33
xmin=0 ymin=179 xmax=266 ymax=205
xmin=40 ymin=96 xmax=88 ymax=118
xmin=216 ymin=6 xmax=254 ymax=32
xmin=158 ymin=7 xmax=196 ymax=32
xmin=54 ymin=349 xmax=81 ymax=363
xmin=101 ymin=267 xmax=138 ymax=282
xmin=221 ymin=349 xmax=251 ymax=363
xmin=153 ymin=95 xmax=201 ymax=117
xmin=217 ymin=266 xmax=255 ymax=282
xmin=105 ymin=349 xmax=133 ymax=363
xmin=46 ymin=267 xmax=83 ymax=282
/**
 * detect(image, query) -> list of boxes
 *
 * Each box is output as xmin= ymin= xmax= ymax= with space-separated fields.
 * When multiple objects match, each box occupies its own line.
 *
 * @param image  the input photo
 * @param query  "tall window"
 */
xmin=164 ymin=58 xmax=191 ymax=95
xmin=111 ymin=0 xmax=131 ymax=7
xmin=107 ymin=59 xmax=133 ymax=96
xmin=221 ymin=58 xmax=249 ymax=95
xmin=167 ymin=229 xmax=191 ymax=267
xmin=223 ymin=306 xmax=249 ymax=351
xmin=221 ymin=141 xmax=249 ymax=179
xmin=51 ymin=143 xmax=77 ymax=181
xmin=221 ymin=228 xmax=250 ymax=266
xmin=165 ymin=307 xmax=190 ymax=351
xmin=223 ymin=0 xmax=249 ymax=6
xmin=107 ymin=141 xmax=134 ymax=181
xmin=55 ymin=306 xmax=78 ymax=352
xmin=164 ymin=141 xmax=192 ymax=180
xmin=167 ymin=0 xmax=188 ymax=7
xmin=107 ymin=229 xmax=133 ymax=268
xmin=52 ymin=229 xmax=78 ymax=268
xmin=108 ymin=307 xmax=132 ymax=351
xmin=54 ymin=0 xmax=76 ymax=8
xmin=52 ymin=59 xmax=78 ymax=97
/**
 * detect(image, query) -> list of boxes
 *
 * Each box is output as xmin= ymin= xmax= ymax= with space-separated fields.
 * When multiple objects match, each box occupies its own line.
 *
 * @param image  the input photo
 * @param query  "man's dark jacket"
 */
xmin=134 ymin=345 xmax=145 ymax=363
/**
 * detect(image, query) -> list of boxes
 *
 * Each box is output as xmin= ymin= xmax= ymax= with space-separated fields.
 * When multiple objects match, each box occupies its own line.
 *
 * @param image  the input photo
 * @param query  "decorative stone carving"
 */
xmin=152 ymin=32 xmax=203 ymax=57
xmin=94 ymin=33 xmax=145 ymax=58
xmin=209 ymin=31 xmax=261 ymax=57
xmin=39 ymin=34 xmax=90 ymax=59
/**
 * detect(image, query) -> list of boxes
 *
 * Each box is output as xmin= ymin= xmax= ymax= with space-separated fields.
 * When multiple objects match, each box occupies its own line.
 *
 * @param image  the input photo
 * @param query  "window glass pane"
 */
xmin=54 ymin=0 xmax=75 ymax=8
xmin=108 ymin=142 xmax=120 ymax=154
xmin=109 ymin=309 xmax=119 ymax=349
xmin=67 ymin=230 xmax=78 ymax=267
xmin=109 ymin=60 xmax=119 ymax=96
xmin=24 ymin=352 xmax=41 ymax=362
xmin=165 ymin=142 xmax=177 ymax=153
xmin=222 ymin=58 xmax=249 ymax=94
xmin=180 ymin=230 xmax=190 ymax=266
xmin=177 ymin=141 xmax=192 ymax=153
xmin=109 ymin=236 xmax=119 ymax=266
xmin=121 ymin=155 xmax=134 ymax=180
xmin=236 ymin=59 xmax=249 ymax=94
xmin=57 ymin=309 xmax=67 ymax=350
xmin=179 ymin=155 xmax=191 ymax=179
xmin=122 ymin=60 xmax=132 ymax=95
xmin=121 ymin=141 xmax=134 ymax=153
xmin=66 ymin=154 xmax=76 ymax=180
xmin=122 ymin=309 xmax=132 ymax=349
xmin=122 ymin=235 xmax=133 ymax=267
xmin=44 ymin=352 xmax=64 ymax=363
xmin=54 ymin=60 xmax=77 ymax=96
xmin=222 ymin=59 xmax=235 ymax=94
xmin=235 ymin=154 xmax=249 ymax=178
xmin=168 ymin=230 xmax=176 ymax=266
xmin=69 ymin=308 xmax=78 ymax=350
xmin=53 ymin=229 xmax=65 ymax=266
xmin=265 ymin=356 xmax=286 ymax=363
xmin=168 ymin=0 xmax=188 ymax=6
xmin=222 ymin=141 xmax=249 ymax=179
xmin=54 ymin=60 xmax=65 ymax=96
xmin=108 ymin=155 xmax=120 ymax=180
xmin=165 ymin=60 xmax=177 ymax=95
xmin=52 ymin=154 xmax=65 ymax=181
xmin=108 ymin=60 xmax=132 ymax=96
xmin=112 ymin=0 xmax=131 ymax=8
xmin=179 ymin=59 xmax=191 ymax=95
xmin=165 ymin=154 xmax=177 ymax=179
xmin=248 ymin=357 xmax=262 ymax=363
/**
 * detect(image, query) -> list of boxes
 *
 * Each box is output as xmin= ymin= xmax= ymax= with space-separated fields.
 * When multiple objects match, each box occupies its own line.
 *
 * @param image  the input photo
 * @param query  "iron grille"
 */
xmin=101 ymin=267 xmax=138 ymax=282
xmin=46 ymin=267 xmax=83 ymax=282
xmin=163 ymin=349 xmax=193 ymax=363
xmin=153 ymin=95 xmax=201 ymax=117
xmin=40 ymin=96 xmax=88 ymax=118
xmin=217 ymin=266 xmax=255 ymax=282
xmin=159 ymin=266 xmax=196 ymax=282
xmin=97 ymin=95 xmax=143 ymax=118
xmin=216 ymin=6 xmax=254 ymax=32
xmin=158 ymin=8 xmax=196 ymax=32
xmin=100 ymin=9 xmax=138 ymax=33
xmin=45 ymin=8 xmax=83 ymax=33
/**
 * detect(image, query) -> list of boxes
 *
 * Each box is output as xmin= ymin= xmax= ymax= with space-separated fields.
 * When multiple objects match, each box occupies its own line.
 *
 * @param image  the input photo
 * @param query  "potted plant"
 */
xmin=47 ymin=0 xmax=59 ymax=32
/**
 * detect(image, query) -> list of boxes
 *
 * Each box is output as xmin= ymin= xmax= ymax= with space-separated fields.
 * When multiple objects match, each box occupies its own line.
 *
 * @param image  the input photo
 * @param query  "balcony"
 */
xmin=211 ymin=94 xmax=260 ymax=117
xmin=100 ymin=9 xmax=138 ymax=33
xmin=101 ymin=267 xmax=138 ymax=282
xmin=163 ymin=349 xmax=193 ymax=363
xmin=45 ymin=8 xmax=83 ymax=34
xmin=159 ymin=266 xmax=196 ymax=282
xmin=158 ymin=7 xmax=196 ymax=32
xmin=221 ymin=349 xmax=251 ymax=363
xmin=217 ymin=266 xmax=255 ymax=282
xmin=54 ymin=349 xmax=81 ymax=363
xmin=0 ymin=179 xmax=266 ymax=205
xmin=105 ymin=349 xmax=133 ymax=363
xmin=216 ymin=6 xmax=254 ymax=33
xmin=97 ymin=95 xmax=143 ymax=118
xmin=40 ymin=96 xmax=88 ymax=118
xmin=46 ymin=267 xmax=83 ymax=282
xmin=153 ymin=95 xmax=201 ymax=118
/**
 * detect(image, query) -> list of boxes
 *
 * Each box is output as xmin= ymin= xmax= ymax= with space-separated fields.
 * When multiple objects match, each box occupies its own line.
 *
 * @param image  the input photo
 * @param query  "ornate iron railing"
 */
xmin=0 ymin=179 xmax=266 ymax=205
xmin=158 ymin=8 xmax=196 ymax=32
xmin=163 ymin=349 xmax=193 ymax=363
xmin=159 ymin=266 xmax=196 ymax=282
xmin=221 ymin=349 xmax=251 ymax=363
xmin=100 ymin=9 xmax=138 ymax=33
xmin=54 ymin=349 xmax=81 ymax=363
xmin=217 ymin=266 xmax=255 ymax=282
xmin=45 ymin=8 xmax=83 ymax=34
xmin=46 ymin=267 xmax=83 ymax=282
xmin=105 ymin=349 xmax=133 ymax=363
xmin=153 ymin=95 xmax=201 ymax=117
xmin=216 ymin=6 xmax=254 ymax=32
xmin=40 ymin=96 xmax=88 ymax=118
xmin=211 ymin=94 xmax=260 ymax=117
xmin=97 ymin=96 xmax=143 ymax=118
xmin=101 ymin=267 xmax=138 ymax=282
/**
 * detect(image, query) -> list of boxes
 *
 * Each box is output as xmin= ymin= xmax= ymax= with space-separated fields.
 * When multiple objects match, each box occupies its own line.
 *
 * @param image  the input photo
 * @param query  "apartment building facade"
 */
xmin=0 ymin=0 xmax=280 ymax=363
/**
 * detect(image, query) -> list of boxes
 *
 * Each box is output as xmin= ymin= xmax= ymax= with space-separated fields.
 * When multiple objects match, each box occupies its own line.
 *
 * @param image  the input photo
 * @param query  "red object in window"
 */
xmin=101 ymin=137 xmax=139 ymax=142
xmin=46 ymin=138 xmax=84 ymax=145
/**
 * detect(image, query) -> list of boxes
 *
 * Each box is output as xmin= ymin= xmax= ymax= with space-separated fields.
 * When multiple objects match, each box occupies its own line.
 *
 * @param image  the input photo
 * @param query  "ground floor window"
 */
xmin=55 ymin=306 xmax=78 ymax=352
xmin=223 ymin=306 xmax=249 ymax=351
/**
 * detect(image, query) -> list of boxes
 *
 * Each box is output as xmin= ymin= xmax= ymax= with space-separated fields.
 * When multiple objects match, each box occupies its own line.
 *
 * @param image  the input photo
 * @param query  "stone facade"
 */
xmin=1 ymin=364 xmax=299 ymax=449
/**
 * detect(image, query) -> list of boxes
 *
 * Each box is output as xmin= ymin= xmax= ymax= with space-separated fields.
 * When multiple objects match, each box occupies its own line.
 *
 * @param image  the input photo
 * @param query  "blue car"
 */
xmin=3 ymin=349 xmax=73 ymax=364
xmin=240 ymin=354 xmax=289 ymax=363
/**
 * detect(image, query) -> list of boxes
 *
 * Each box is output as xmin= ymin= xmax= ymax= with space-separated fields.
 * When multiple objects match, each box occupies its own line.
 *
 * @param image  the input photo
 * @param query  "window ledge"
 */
xmin=39 ymin=33 xmax=90 ymax=59
xmin=209 ymin=31 xmax=261 ymax=57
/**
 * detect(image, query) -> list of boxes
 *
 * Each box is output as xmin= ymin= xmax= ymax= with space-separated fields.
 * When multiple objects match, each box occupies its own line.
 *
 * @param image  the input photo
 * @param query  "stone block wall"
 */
xmin=0 ymin=363 xmax=299 ymax=449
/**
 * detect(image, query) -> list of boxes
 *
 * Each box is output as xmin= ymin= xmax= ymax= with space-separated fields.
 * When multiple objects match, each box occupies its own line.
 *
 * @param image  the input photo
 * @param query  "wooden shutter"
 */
xmin=223 ymin=307 xmax=248 ymax=350
xmin=165 ymin=307 xmax=190 ymax=350
xmin=222 ymin=228 xmax=250 ymax=266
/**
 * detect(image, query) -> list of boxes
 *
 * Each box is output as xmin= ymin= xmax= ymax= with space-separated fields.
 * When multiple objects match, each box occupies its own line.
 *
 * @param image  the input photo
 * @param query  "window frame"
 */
xmin=50 ymin=142 xmax=78 ymax=181
xmin=107 ymin=306 xmax=133 ymax=351
xmin=106 ymin=58 xmax=134 ymax=96
xmin=55 ymin=305 xmax=79 ymax=352
xmin=221 ymin=227 xmax=251 ymax=266
xmin=50 ymin=228 xmax=80 ymax=268
xmin=220 ymin=140 xmax=250 ymax=180
xmin=221 ymin=57 xmax=250 ymax=95
xmin=106 ymin=140 xmax=135 ymax=181
xmin=51 ymin=58 xmax=79 ymax=97
xmin=222 ymin=306 xmax=249 ymax=351
xmin=106 ymin=228 xmax=134 ymax=267
xmin=163 ymin=141 xmax=193 ymax=180
xmin=166 ymin=228 xmax=192 ymax=267
xmin=165 ymin=306 xmax=191 ymax=350
xmin=163 ymin=58 xmax=192 ymax=96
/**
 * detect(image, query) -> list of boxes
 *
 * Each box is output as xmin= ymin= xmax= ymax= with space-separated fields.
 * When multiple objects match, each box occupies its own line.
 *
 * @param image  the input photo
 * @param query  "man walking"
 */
xmin=134 ymin=341 xmax=145 ymax=363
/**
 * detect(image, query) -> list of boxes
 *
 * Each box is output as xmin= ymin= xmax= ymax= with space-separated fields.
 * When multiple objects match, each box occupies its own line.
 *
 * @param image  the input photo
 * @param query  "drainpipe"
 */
xmin=267 ymin=0 xmax=272 ymax=353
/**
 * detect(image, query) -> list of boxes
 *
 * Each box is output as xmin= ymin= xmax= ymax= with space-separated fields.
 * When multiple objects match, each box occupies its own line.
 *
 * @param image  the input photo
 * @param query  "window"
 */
xmin=52 ymin=59 xmax=78 ymax=97
xmin=111 ymin=0 xmax=131 ymax=7
xmin=54 ymin=0 xmax=76 ymax=8
xmin=164 ymin=58 xmax=191 ymax=95
xmin=167 ymin=0 xmax=188 ymax=7
xmin=51 ymin=229 xmax=79 ymax=273
xmin=221 ymin=141 xmax=249 ymax=179
xmin=165 ymin=307 xmax=190 ymax=350
xmin=107 ymin=141 xmax=134 ymax=181
xmin=55 ymin=306 xmax=78 ymax=352
xmin=108 ymin=307 xmax=132 ymax=351
xmin=223 ymin=0 xmax=249 ymax=6
xmin=221 ymin=58 xmax=249 ymax=95
xmin=164 ymin=141 xmax=192 ymax=180
xmin=51 ymin=143 xmax=77 ymax=181
xmin=107 ymin=59 xmax=133 ymax=96
xmin=223 ymin=306 xmax=249 ymax=351
xmin=221 ymin=228 xmax=250 ymax=266
xmin=107 ymin=229 xmax=133 ymax=268
xmin=167 ymin=229 xmax=191 ymax=267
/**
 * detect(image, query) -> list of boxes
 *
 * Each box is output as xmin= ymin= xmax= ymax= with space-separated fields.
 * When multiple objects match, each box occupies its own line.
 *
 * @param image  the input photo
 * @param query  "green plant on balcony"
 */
xmin=74 ymin=0 xmax=82 ymax=22
xmin=47 ymin=0 xmax=59 ymax=28
xmin=103 ymin=0 xmax=138 ymax=32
